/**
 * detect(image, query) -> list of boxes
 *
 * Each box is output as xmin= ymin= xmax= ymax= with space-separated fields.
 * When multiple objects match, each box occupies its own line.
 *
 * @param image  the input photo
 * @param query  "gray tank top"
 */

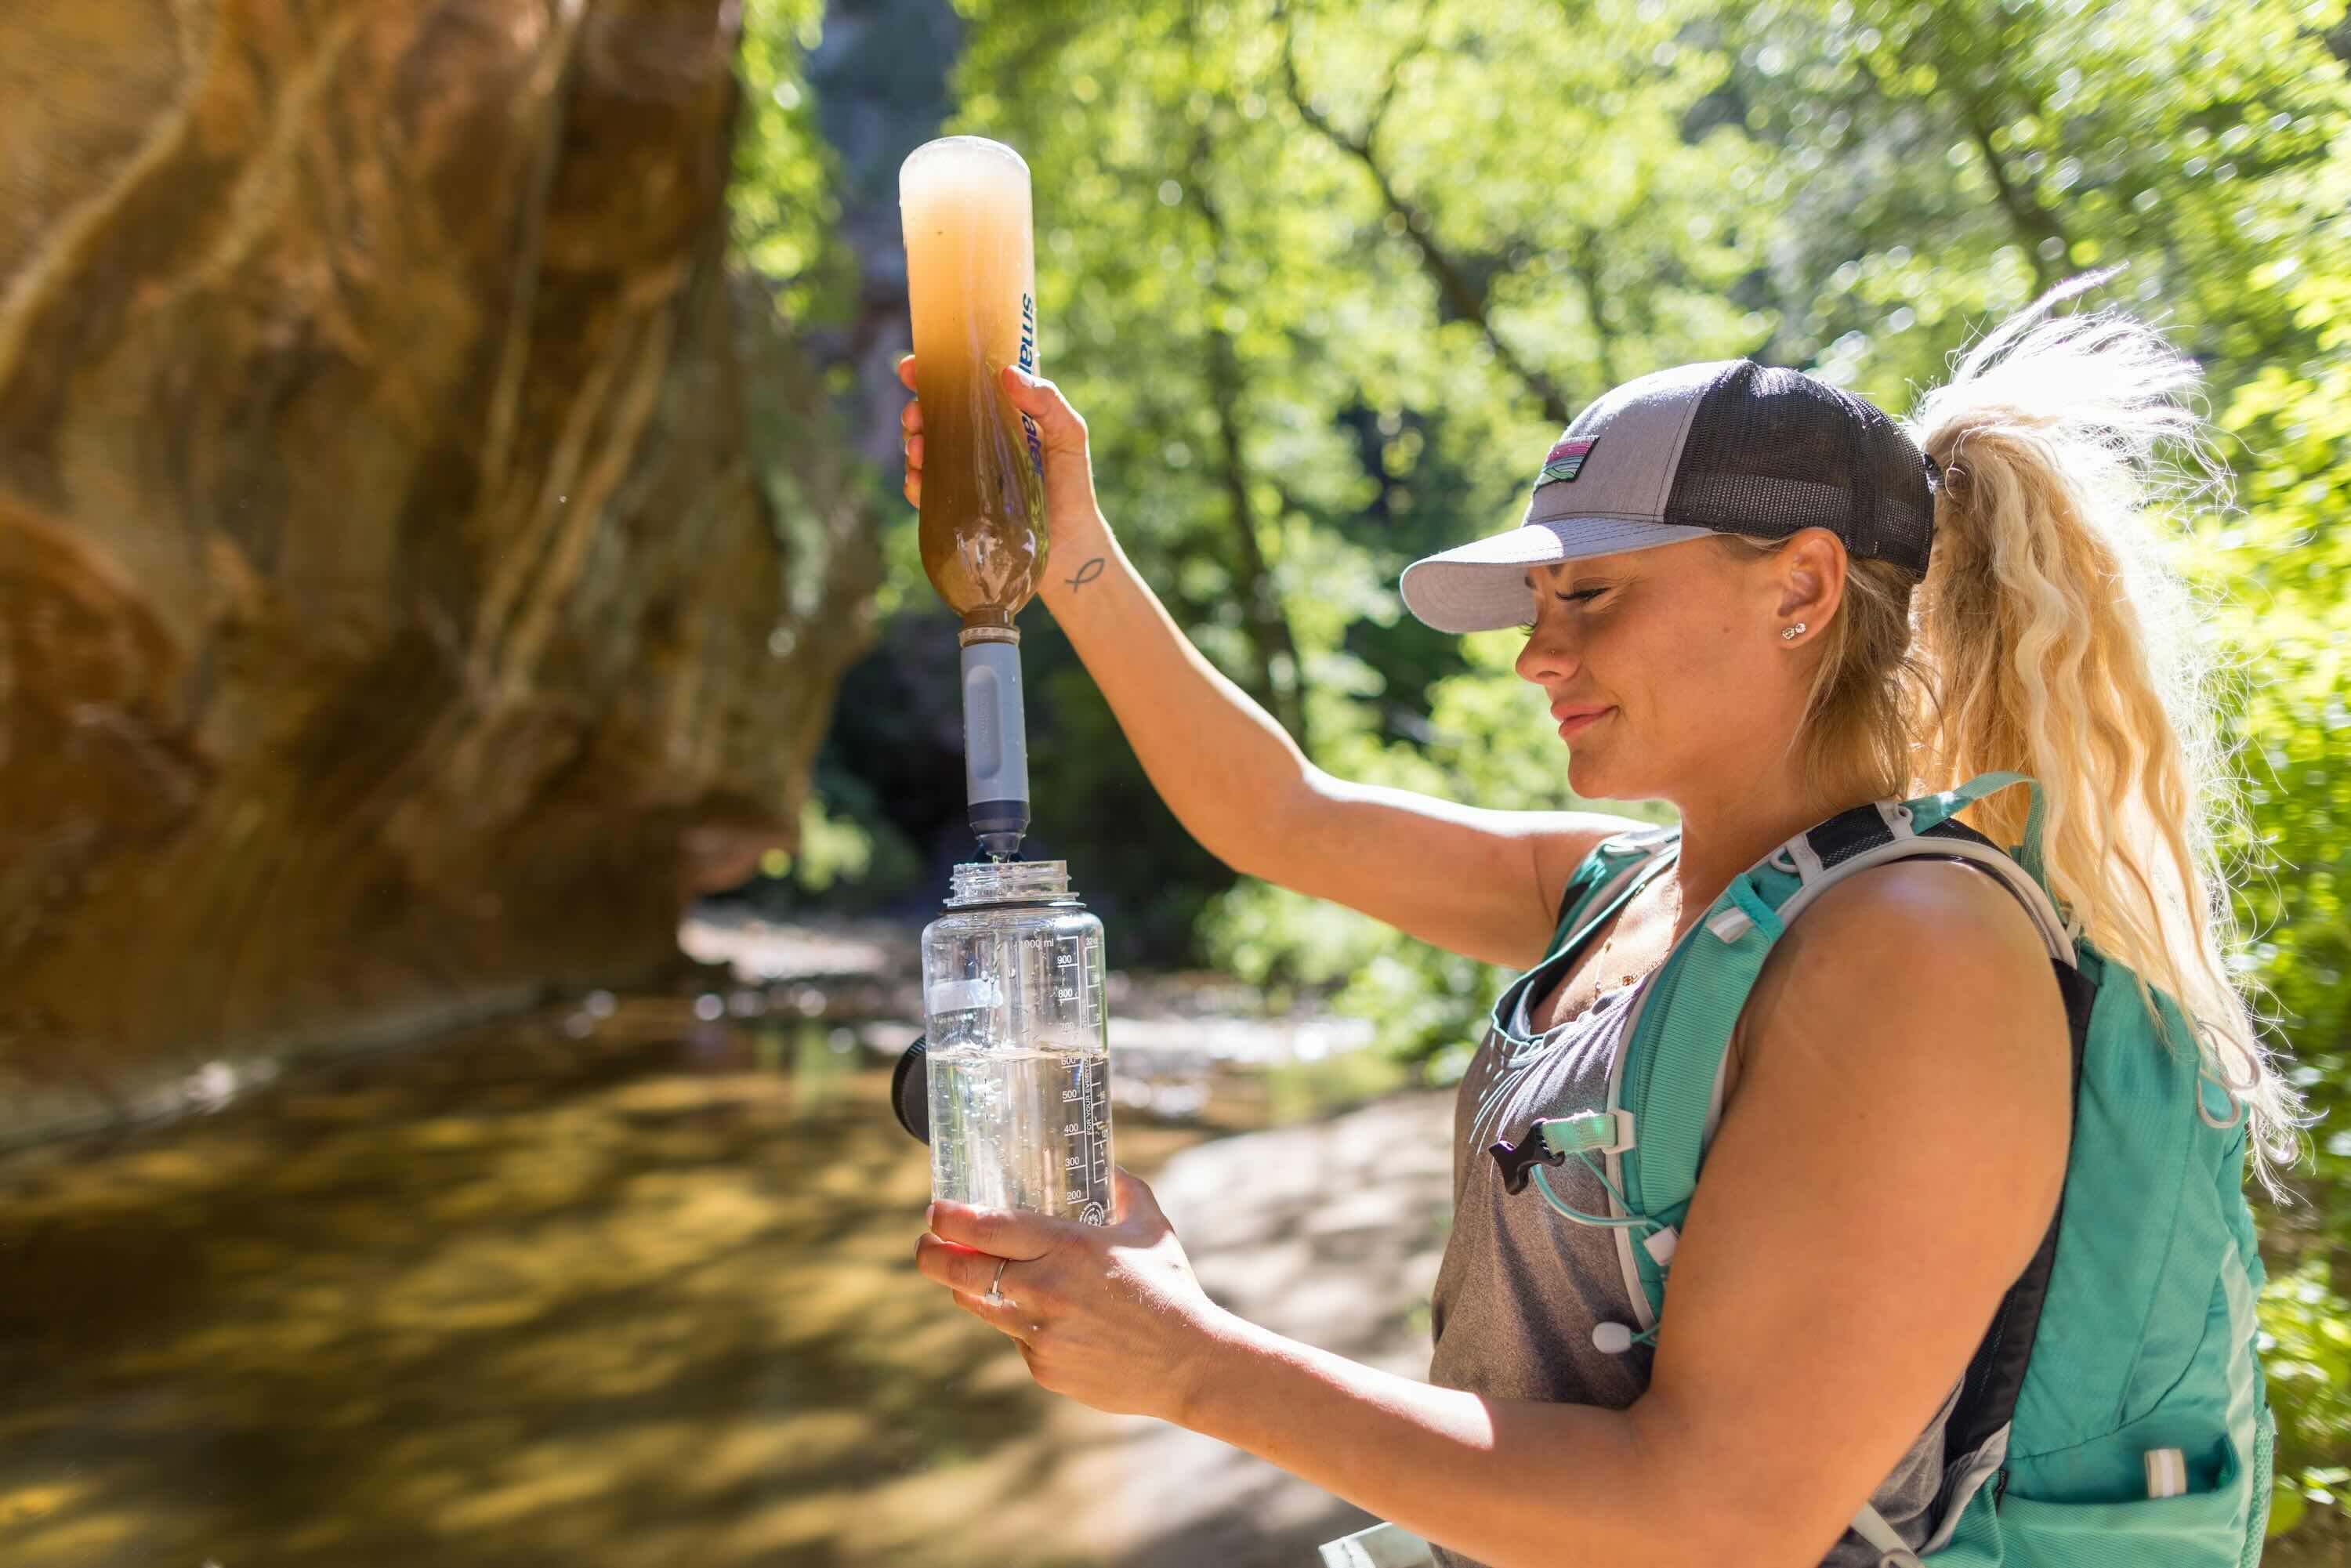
xmin=1425 ymin=938 xmax=1961 ymax=1568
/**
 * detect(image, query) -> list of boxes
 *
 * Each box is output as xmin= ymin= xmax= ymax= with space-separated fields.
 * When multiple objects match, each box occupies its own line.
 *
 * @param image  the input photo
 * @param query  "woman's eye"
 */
xmin=1523 ymin=588 xmax=1606 ymax=630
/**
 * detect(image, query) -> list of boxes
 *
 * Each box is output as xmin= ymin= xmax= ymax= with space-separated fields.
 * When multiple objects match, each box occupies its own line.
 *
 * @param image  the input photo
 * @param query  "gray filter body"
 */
xmin=961 ymin=638 xmax=1031 ymax=858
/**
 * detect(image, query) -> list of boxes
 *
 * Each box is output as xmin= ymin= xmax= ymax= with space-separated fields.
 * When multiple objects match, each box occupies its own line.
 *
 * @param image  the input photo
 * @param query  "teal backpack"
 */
xmin=1483 ymin=771 xmax=2274 ymax=1567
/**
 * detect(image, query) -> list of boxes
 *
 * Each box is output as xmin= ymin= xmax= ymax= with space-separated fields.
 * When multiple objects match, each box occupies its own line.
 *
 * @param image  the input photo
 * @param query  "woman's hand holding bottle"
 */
xmin=897 ymin=355 xmax=1108 ymax=568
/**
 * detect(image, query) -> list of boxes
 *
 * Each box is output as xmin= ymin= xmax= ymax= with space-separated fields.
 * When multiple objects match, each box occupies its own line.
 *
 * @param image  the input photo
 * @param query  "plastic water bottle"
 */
xmin=920 ymin=860 xmax=1113 ymax=1224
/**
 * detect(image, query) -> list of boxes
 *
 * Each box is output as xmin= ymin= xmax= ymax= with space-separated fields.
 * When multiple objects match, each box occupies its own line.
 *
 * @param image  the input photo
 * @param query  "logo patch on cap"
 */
xmin=1536 ymin=436 xmax=1596 ymax=489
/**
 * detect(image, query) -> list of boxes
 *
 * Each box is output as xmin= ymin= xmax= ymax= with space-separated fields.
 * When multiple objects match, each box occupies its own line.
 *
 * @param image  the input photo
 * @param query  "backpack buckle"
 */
xmin=1487 ymin=1110 xmax=1637 ymax=1194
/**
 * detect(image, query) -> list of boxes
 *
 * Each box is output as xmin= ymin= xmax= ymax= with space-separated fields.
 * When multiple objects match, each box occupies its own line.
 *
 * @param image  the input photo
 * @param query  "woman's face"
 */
xmin=1512 ymin=534 xmax=1831 ymax=806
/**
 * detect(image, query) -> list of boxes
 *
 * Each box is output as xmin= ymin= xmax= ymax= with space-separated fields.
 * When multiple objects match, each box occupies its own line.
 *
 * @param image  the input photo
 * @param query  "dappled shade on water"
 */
xmin=0 ymin=1002 xmax=1206 ymax=1567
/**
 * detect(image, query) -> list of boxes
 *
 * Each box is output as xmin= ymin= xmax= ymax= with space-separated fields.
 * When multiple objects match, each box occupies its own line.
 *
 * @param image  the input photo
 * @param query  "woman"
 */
xmin=902 ymin=280 xmax=2303 ymax=1568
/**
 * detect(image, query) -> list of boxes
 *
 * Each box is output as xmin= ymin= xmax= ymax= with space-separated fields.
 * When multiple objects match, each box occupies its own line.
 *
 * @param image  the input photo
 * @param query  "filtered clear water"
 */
xmin=928 ymin=1046 xmax=1112 ymax=1224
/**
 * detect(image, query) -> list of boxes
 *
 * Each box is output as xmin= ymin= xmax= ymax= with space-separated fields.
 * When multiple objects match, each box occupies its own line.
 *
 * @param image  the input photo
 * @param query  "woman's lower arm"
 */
xmin=1037 ymin=516 xmax=1309 ymax=878
xmin=1183 ymin=1315 xmax=1724 ymax=1568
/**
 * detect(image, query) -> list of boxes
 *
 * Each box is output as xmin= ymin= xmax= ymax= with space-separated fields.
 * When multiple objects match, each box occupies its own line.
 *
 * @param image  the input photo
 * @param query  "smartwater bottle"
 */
xmin=902 ymin=136 xmax=1046 ymax=860
xmin=919 ymin=860 xmax=1113 ymax=1224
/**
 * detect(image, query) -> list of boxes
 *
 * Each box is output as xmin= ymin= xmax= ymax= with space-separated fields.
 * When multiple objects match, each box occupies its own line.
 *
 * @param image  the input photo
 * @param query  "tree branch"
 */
xmin=1189 ymin=130 xmax=1311 ymax=750
xmin=1859 ymin=24 xmax=2071 ymax=292
xmin=1957 ymin=92 xmax=2071 ymax=290
xmin=1277 ymin=19 xmax=1572 ymax=427
xmin=1361 ymin=0 xmax=1442 ymax=147
xmin=1566 ymin=229 xmax=1619 ymax=389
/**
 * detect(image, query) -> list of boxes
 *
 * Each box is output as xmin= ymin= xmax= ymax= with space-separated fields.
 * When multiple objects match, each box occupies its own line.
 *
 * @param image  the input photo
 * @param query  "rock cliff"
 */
xmin=0 ymin=0 xmax=878 ymax=1094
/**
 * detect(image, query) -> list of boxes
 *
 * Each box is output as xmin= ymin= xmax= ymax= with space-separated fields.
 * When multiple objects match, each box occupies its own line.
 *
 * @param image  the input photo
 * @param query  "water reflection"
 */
xmin=0 ymin=1000 xmax=1062 ymax=1565
xmin=0 ymin=987 xmax=1409 ymax=1566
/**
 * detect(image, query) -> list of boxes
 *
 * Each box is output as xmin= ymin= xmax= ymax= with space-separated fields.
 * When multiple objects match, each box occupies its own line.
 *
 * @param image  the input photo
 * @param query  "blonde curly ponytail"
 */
xmin=1900 ymin=272 xmax=2308 ymax=1197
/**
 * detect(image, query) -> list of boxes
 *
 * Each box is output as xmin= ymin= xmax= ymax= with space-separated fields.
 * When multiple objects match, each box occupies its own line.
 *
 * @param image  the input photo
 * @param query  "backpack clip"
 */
xmin=1487 ymin=1110 xmax=1637 ymax=1193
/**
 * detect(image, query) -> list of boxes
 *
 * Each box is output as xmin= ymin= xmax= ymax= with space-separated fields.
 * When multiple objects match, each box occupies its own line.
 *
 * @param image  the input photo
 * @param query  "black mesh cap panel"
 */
xmin=1661 ymin=362 xmax=1934 ymax=576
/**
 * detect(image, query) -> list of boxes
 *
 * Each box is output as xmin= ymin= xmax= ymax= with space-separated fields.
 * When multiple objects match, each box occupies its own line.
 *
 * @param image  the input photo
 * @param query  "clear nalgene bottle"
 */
xmin=920 ymin=860 xmax=1112 ymax=1224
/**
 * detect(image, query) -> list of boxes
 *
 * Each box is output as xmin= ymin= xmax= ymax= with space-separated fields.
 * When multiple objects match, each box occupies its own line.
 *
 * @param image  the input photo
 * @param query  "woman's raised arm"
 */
xmin=902 ymin=358 xmax=1640 ymax=969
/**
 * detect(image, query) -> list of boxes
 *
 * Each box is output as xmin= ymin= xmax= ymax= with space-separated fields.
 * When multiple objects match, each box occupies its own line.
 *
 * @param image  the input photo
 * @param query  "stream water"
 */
xmin=0 ymin=964 xmax=1433 ymax=1568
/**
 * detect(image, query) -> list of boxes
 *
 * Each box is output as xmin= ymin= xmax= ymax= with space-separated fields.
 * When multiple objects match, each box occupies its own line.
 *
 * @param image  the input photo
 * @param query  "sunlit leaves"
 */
xmin=1722 ymin=0 xmax=2351 ymax=408
xmin=734 ymin=0 xmax=850 ymax=318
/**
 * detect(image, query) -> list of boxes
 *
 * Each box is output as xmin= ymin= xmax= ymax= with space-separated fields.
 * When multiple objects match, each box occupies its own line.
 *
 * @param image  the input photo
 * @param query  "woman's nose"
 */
xmin=1516 ymin=617 xmax=1576 ymax=685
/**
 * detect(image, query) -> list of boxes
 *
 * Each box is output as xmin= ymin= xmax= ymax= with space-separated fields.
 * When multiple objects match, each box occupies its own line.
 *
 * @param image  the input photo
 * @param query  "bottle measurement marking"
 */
xmin=928 ymin=1049 xmax=1110 ymax=1222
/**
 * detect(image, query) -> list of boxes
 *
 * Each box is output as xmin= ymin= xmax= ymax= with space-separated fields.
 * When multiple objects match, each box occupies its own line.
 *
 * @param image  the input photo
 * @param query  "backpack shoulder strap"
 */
xmin=1609 ymin=867 xmax=1791 ymax=1294
xmin=1614 ymin=774 xmax=2080 ymax=1324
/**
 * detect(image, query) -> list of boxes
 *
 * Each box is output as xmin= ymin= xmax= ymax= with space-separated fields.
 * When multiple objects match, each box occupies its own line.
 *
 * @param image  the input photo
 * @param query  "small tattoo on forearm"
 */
xmin=1066 ymin=558 xmax=1105 ymax=592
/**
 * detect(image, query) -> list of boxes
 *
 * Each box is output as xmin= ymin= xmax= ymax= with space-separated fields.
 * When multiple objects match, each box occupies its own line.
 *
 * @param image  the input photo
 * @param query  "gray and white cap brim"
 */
xmin=1397 ymin=518 xmax=1719 ymax=635
xmin=1396 ymin=360 xmax=1742 ymax=636
xmin=1401 ymin=517 xmax=1721 ymax=635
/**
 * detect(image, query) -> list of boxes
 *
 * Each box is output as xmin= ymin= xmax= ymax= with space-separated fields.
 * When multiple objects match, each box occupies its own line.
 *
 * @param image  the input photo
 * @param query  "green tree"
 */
xmin=1713 ymin=0 xmax=2351 ymax=404
xmin=2205 ymin=266 xmax=2351 ymax=1530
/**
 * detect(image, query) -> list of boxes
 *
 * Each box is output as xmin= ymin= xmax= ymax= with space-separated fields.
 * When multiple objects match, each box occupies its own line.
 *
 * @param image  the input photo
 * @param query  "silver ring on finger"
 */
xmin=983 ymin=1257 xmax=1009 ymax=1307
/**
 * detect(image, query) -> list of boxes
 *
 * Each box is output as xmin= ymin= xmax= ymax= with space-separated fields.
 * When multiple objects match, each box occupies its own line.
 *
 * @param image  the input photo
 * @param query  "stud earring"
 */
xmin=1780 ymin=622 xmax=1806 ymax=641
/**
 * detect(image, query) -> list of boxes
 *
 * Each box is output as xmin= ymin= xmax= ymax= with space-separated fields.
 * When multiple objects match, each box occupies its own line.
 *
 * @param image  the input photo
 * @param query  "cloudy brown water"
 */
xmin=0 ymin=992 xmax=1447 ymax=1567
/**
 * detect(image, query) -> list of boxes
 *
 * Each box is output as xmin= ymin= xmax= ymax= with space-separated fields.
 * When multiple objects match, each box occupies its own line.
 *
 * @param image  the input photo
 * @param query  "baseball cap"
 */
xmin=1399 ymin=360 xmax=1939 ymax=635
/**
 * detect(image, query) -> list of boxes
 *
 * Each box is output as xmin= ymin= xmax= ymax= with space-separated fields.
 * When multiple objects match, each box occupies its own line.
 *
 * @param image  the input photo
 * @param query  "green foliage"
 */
xmin=738 ymin=766 xmax=925 ymax=914
xmin=1018 ymin=613 xmax=1241 ymax=961
xmin=2205 ymin=269 xmax=2351 ymax=1512
xmin=941 ymin=0 xmax=1787 ymax=972
xmin=2262 ymin=1257 xmax=2351 ymax=1532
xmin=2212 ymin=273 xmax=2351 ymax=1140
xmin=755 ymin=797 xmax=871 ymax=893
xmin=734 ymin=0 xmax=850 ymax=320
xmin=1718 ymin=0 xmax=2351 ymax=403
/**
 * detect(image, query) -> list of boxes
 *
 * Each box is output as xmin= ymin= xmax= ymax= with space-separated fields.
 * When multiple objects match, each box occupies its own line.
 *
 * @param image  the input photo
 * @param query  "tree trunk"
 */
xmin=0 ymin=0 xmax=880 ymax=1094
